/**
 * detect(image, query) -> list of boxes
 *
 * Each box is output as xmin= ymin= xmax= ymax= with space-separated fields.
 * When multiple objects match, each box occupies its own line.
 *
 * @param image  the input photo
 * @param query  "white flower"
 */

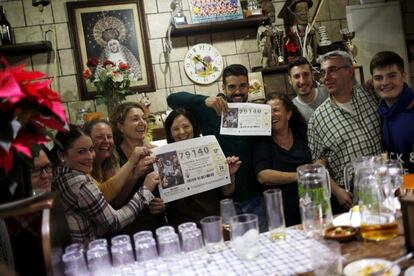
xmin=112 ymin=72 xmax=124 ymax=82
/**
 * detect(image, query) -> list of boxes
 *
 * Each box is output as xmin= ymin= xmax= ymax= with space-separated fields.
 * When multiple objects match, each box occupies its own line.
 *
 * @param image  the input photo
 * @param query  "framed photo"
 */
xmin=189 ymin=0 xmax=243 ymax=24
xmin=67 ymin=0 xmax=155 ymax=100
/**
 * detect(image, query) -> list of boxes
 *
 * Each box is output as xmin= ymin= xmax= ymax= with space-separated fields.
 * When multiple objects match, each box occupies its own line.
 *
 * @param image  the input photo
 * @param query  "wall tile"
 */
xmin=67 ymin=100 xmax=96 ymax=123
xmin=187 ymin=33 xmax=211 ymax=46
xmin=329 ymin=0 xmax=347 ymax=20
xmin=235 ymin=29 xmax=259 ymax=53
xmin=13 ymin=26 xmax=43 ymax=43
xmin=23 ymin=0 xmax=53 ymax=26
xmin=225 ymin=53 xmax=250 ymax=70
xmin=212 ymin=32 xmax=236 ymax=56
xmin=169 ymin=36 xmax=189 ymax=62
xmin=150 ymin=38 xmax=166 ymax=64
xmin=147 ymin=13 xmax=171 ymax=39
xmin=249 ymin=52 xmax=263 ymax=69
xmin=154 ymin=62 xmax=182 ymax=89
xmin=144 ymin=0 xmax=158 ymax=14
xmin=145 ymin=90 xmax=168 ymax=113
xmin=195 ymin=82 xmax=221 ymax=97
xmin=32 ymin=52 xmax=56 ymax=76
xmin=3 ymin=1 xmax=25 ymax=27
xmin=57 ymin=75 xmax=80 ymax=102
xmin=59 ymin=49 xmax=76 ymax=75
xmin=310 ymin=1 xmax=330 ymax=21
xmin=169 ymin=84 xmax=195 ymax=94
xmin=274 ymin=2 xmax=286 ymax=26
xmin=56 ymin=23 xmax=72 ymax=49
xmin=348 ymin=0 xmax=361 ymax=5
xmin=52 ymin=0 xmax=70 ymax=23
xmin=157 ymin=0 xmax=173 ymax=13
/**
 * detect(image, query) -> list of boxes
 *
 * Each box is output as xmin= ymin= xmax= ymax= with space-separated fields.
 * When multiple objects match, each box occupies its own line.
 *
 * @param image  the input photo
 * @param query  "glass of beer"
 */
xmin=401 ymin=174 xmax=414 ymax=196
xmin=357 ymin=168 xmax=398 ymax=241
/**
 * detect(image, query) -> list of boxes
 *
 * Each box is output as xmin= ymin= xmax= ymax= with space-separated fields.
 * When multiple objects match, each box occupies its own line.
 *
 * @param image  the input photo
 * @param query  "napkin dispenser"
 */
xmin=400 ymin=195 xmax=414 ymax=252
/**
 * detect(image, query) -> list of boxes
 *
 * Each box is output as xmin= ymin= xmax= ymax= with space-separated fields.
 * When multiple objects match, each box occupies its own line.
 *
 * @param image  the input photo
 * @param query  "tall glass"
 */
xmin=263 ymin=189 xmax=286 ymax=240
xmin=230 ymin=214 xmax=260 ymax=260
xmin=200 ymin=216 xmax=225 ymax=253
xmin=220 ymin=198 xmax=236 ymax=241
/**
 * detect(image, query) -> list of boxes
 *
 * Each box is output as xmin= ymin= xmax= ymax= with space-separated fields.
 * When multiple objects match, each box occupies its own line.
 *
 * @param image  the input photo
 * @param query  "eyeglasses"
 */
xmin=31 ymin=164 xmax=53 ymax=177
xmin=226 ymin=83 xmax=249 ymax=92
xmin=319 ymin=66 xmax=349 ymax=78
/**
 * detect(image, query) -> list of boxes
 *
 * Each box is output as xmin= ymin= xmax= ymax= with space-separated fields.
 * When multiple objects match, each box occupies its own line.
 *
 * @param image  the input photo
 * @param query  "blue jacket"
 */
xmin=378 ymin=83 xmax=414 ymax=173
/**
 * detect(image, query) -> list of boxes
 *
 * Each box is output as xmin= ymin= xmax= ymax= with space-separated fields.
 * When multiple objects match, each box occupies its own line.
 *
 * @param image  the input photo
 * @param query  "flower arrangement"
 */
xmin=0 ymin=63 xmax=68 ymax=201
xmin=83 ymin=58 xmax=136 ymax=114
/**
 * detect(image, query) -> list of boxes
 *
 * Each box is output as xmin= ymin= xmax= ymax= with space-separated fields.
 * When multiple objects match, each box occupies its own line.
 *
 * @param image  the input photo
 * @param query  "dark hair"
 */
xmin=164 ymin=108 xmax=201 ymax=144
xmin=84 ymin=119 xmax=111 ymax=136
xmin=288 ymin=56 xmax=311 ymax=75
xmin=222 ymin=64 xmax=248 ymax=85
xmin=265 ymin=92 xmax=306 ymax=130
xmin=370 ymin=51 xmax=404 ymax=75
xmin=50 ymin=124 xmax=87 ymax=165
xmin=109 ymin=102 xmax=145 ymax=145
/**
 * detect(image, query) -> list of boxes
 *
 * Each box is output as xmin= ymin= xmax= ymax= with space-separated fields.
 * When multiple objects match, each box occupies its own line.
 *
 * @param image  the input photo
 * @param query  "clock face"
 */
xmin=184 ymin=43 xmax=224 ymax=85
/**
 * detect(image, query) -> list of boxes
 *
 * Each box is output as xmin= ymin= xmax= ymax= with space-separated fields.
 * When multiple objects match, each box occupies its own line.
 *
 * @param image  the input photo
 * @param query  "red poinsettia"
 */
xmin=0 ymin=63 xmax=68 ymax=173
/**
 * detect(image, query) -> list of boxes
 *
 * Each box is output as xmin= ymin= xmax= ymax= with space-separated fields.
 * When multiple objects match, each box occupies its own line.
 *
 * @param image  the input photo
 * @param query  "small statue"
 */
xmin=257 ymin=0 xmax=285 ymax=68
xmin=285 ymin=0 xmax=318 ymax=63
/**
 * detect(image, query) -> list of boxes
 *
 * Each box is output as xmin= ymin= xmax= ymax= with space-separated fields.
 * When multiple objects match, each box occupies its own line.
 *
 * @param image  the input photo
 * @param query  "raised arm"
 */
xmin=221 ymin=156 xmax=242 ymax=196
xmin=167 ymin=92 xmax=229 ymax=115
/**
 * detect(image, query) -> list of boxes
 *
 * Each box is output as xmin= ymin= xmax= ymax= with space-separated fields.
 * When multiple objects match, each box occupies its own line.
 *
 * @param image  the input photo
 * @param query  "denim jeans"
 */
xmin=234 ymin=196 xmax=268 ymax=233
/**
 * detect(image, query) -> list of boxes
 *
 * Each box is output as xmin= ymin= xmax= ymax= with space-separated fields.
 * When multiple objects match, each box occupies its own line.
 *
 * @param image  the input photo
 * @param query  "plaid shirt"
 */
xmin=52 ymin=166 xmax=145 ymax=243
xmin=308 ymin=85 xmax=383 ymax=186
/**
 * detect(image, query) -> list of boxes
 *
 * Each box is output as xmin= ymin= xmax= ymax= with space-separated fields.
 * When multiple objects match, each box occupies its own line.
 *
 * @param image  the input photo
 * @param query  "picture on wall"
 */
xmin=189 ymin=0 xmax=244 ymax=24
xmin=67 ymin=0 xmax=155 ymax=100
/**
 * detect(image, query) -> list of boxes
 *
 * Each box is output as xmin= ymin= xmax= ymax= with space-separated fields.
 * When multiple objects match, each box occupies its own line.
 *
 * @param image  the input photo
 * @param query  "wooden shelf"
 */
xmin=252 ymin=65 xmax=289 ymax=75
xmin=0 ymin=41 xmax=52 ymax=57
xmin=171 ymin=15 xmax=270 ymax=37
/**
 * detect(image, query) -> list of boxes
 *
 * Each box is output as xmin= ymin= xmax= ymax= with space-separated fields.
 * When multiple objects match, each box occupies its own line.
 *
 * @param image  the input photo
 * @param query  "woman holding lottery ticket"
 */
xmin=163 ymin=108 xmax=241 ymax=228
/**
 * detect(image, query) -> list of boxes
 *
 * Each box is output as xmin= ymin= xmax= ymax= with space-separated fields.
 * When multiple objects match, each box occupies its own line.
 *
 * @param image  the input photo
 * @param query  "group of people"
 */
xmin=11 ymin=49 xmax=413 ymax=261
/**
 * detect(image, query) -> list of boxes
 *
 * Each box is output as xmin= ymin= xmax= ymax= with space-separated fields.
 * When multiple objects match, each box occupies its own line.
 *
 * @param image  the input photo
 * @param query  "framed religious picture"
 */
xmin=67 ymin=0 xmax=155 ymax=100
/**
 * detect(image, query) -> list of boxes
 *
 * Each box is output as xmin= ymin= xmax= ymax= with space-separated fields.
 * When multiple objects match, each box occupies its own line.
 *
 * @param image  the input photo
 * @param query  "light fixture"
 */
xmin=32 ymin=0 xmax=50 ymax=12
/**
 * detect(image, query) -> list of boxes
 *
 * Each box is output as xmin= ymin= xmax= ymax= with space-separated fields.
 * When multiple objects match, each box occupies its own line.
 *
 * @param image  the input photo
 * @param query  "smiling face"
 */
xmin=320 ymin=58 xmax=353 ymax=98
xmin=119 ymin=107 xmax=147 ymax=143
xmin=170 ymin=115 xmax=194 ymax=142
xmin=289 ymin=63 xmax=314 ymax=98
xmin=62 ymin=135 xmax=95 ymax=174
xmin=31 ymin=149 xmax=53 ymax=192
xmin=222 ymin=75 xmax=249 ymax=103
xmin=90 ymin=122 xmax=114 ymax=163
xmin=267 ymin=99 xmax=291 ymax=133
xmin=372 ymin=64 xmax=405 ymax=105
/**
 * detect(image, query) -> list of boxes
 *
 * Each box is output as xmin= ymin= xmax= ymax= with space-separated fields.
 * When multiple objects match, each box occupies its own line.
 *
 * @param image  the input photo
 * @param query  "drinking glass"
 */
xmin=230 ymin=214 xmax=260 ymax=260
xmin=401 ymin=173 xmax=414 ymax=196
xmin=88 ymin=238 xmax=108 ymax=250
xmin=135 ymin=236 xmax=158 ymax=262
xmin=157 ymin=232 xmax=181 ymax=258
xmin=86 ymin=247 xmax=111 ymax=274
xmin=220 ymin=198 xmax=236 ymax=241
xmin=111 ymin=240 xmax=135 ymax=267
xmin=65 ymin=243 xmax=84 ymax=254
xmin=62 ymin=250 xmax=88 ymax=276
xmin=263 ymin=189 xmax=286 ymax=240
xmin=200 ymin=216 xmax=225 ymax=253
xmin=111 ymin=234 xmax=131 ymax=246
xmin=156 ymin=226 xmax=175 ymax=238
xmin=178 ymin=222 xmax=197 ymax=234
xmin=180 ymin=227 xmax=204 ymax=253
xmin=300 ymin=202 xmax=323 ymax=238
xmin=312 ymin=240 xmax=342 ymax=276
xmin=133 ymin=230 xmax=153 ymax=242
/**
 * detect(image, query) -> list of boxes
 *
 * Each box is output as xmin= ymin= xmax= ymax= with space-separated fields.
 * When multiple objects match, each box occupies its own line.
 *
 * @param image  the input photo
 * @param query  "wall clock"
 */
xmin=184 ymin=43 xmax=224 ymax=85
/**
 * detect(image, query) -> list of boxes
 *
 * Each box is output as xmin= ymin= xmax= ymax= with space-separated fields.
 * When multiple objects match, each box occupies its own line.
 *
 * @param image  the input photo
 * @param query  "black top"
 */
xmin=253 ymin=127 xmax=312 ymax=226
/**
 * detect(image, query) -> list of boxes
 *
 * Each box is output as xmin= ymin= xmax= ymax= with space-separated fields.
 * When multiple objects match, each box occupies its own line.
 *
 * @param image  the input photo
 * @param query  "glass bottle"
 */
xmin=172 ymin=0 xmax=187 ymax=26
xmin=0 ymin=6 xmax=13 ymax=45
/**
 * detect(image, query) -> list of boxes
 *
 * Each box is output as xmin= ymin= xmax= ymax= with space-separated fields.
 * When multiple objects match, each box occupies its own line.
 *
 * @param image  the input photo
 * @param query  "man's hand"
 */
xmin=227 ymin=156 xmax=241 ymax=176
xmin=334 ymin=186 xmax=353 ymax=208
xmin=149 ymin=198 xmax=165 ymax=214
xmin=205 ymin=96 xmax=228 ymax=115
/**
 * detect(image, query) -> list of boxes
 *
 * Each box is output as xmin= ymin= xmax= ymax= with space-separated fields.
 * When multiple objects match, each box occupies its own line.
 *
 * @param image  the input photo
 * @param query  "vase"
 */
xmin=106 ymin=88 xmax=121 ymax=117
